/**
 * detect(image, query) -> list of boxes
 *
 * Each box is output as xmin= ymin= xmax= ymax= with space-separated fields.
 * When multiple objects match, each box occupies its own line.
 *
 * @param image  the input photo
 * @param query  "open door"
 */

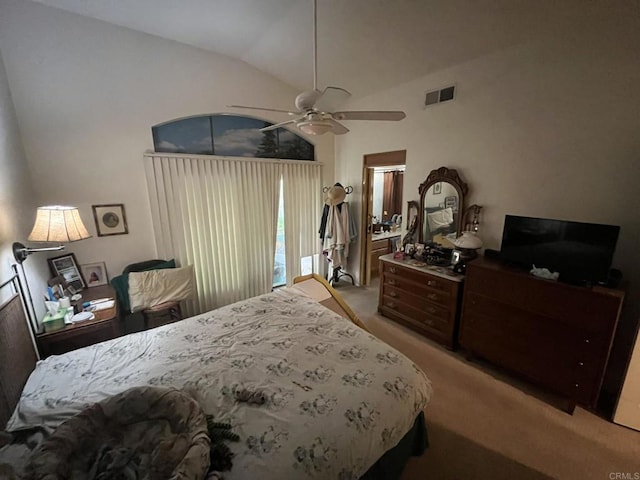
xmin=359 ymin=150 xmax=406 ymax=286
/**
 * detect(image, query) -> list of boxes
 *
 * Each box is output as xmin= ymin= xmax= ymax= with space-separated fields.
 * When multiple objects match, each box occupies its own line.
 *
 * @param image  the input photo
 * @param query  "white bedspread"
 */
xmin=8 ymin=288 xmax=432 ymax=479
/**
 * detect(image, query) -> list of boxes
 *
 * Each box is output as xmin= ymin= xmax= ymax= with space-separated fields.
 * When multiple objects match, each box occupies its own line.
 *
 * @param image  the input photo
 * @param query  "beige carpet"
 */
xmin=334 ymin=278 xmax=640 ymax=480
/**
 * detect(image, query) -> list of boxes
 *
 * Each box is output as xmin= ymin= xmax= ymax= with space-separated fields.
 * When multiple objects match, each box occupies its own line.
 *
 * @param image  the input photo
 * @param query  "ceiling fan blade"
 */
xmin=314 ymin=86 xmax=352 ymax=113
xmin=227 ymin=105 xmax=300 ymax=116
xmin=333 ymin=111 xmax=406 ymax=121
xmin=325 ymin=118 xmax=349 ymax=135
xmin=260 ymin=119 xmax=300 ymax=132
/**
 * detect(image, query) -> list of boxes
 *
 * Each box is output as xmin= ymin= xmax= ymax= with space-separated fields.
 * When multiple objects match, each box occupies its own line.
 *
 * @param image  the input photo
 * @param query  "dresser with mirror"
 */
xmin=378 ymin=167 xmax=472 ymax=348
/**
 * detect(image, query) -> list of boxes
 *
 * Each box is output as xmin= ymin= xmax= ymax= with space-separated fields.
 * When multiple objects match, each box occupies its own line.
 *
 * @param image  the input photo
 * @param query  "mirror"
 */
xmin=401 ymin=200 xmax=420 ymax=247
xmin=406 ymin=200 xmax=419 ymax=231
xmin=418 ymin=167 xmax=468 ymax=247
xmin=371 ymin=168 xmax=404 ymax=232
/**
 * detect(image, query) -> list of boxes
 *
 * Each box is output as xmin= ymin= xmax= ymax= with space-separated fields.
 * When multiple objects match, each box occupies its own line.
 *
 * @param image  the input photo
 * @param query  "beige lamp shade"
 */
xmin=28 ymin=206 xmax=91 ymax=243
xmin=453 ymin=231 xmax=483 ymax=250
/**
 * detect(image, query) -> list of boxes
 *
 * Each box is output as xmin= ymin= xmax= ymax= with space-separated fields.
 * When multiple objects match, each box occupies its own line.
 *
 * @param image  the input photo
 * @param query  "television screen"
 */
xmin=499 ymin=215 xmax=620 ymax=285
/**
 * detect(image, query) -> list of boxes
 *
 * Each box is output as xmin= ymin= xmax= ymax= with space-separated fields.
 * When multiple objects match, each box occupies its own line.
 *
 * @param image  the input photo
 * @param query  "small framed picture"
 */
xmin=92 ymin=203 xmax=128 ymax=237
xmin=433 ymin=182 xmax=442 ymax=195
xmin=81 ymin=262 xmax=109 ymax=287
xmin=445 ymin=195 xmax=458 ymax=211
xmin=48 ymin=253 xmax=86 ymax=291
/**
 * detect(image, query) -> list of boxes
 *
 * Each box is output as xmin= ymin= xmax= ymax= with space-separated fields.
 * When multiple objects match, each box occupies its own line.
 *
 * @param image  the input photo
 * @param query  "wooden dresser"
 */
xmin=378 ymin=254 xmax=464 ymax=348
xmin=459 ymin=256 xmax=624 ymax=412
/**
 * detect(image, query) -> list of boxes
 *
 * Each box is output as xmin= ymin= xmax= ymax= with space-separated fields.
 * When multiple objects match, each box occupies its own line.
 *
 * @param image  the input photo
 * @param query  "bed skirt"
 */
xmin=361 ymin=411 xmax=428 ymax=480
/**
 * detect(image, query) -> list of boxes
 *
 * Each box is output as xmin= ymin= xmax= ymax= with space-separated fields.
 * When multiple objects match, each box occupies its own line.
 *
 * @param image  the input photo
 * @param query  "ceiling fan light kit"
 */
xmin=227 ymin=0 xmax=405 ymax=136
xmin=298 ymin=119 xmax=334 ymax=136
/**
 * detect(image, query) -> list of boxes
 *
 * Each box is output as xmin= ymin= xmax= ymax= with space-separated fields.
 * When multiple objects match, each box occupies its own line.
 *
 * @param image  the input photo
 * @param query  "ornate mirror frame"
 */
xmin=406 ymin=200 xmax=419 ymax=231
xmin=418 ymin=166 xmax=469 ymax=244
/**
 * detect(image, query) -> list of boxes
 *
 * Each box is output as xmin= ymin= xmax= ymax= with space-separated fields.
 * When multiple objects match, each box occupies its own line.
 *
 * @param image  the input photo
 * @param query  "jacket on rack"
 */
xmin=321 ymin=202 xmax=357 ymax=268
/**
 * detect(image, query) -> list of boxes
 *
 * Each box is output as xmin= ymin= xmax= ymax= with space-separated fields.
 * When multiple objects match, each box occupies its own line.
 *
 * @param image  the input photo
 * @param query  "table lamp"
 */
xmin=451 ymin=231 xmax=483 ymax=273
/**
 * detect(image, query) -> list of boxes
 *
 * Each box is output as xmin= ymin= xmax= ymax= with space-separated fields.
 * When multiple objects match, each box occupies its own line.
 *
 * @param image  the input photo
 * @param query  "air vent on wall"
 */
xmin=425 ymin=85 xmax=456 ymax=107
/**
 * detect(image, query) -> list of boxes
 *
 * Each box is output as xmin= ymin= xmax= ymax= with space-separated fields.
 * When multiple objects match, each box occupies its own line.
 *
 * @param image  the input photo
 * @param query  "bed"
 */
xmin=1 ymin=273 xmax=432 ymax=479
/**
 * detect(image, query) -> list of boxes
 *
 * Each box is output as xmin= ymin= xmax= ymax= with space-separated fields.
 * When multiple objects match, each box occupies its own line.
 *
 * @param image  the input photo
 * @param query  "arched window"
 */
xmin=152 ymin=114 xmax=314 ymax=161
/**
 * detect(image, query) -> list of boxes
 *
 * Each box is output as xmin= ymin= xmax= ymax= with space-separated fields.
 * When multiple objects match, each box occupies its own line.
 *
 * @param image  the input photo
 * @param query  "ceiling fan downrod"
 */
xmin=313 ymin=0 xmax=318 ymax=92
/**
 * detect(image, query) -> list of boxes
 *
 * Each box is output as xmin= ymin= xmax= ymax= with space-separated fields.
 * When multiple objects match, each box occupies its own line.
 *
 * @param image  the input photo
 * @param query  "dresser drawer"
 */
xmin=37 ymin=319 xmax=118 ymax=358
xmin=381 ymin=295 xmax=450 ymax=335
xmin=465 ymin=263 xmax=528 ymax=306
xmin=371 ymin=238 xmax=390 ymax=251
xmin=383 ymin=274 xmax=451 ymax=307
xmin=382 ymin=262 xmax=452 ymax=293
xmin=382 ymin=284 xmax=450 ymax=317
xmin=466 ymin=262 xmax=620 ymax=333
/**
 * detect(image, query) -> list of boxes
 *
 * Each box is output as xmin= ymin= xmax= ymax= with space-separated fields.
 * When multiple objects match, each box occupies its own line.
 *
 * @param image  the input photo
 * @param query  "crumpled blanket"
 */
xmin=25 ymin=386 xmax=211 ymax=480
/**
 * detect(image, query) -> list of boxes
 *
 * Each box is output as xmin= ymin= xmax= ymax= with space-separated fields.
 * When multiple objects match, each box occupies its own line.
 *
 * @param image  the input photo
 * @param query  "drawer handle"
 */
xmin=584 ymin=339 xmax=590 ymax=344
xmin=427 ymin=307 xmax=437 ymax=314
xmin=578 ymin=361 xmax=584 ymax=366
xmin=427 ymin=293 xmax=438 ymax=300
xmin=389 ymin=291 xmax=398 ymax=298
xmin=388 ymin=279 xmax=397 ymax=286
xmin=389 ymin=267 xmax=397 ymax=274
xmin=427 ymin=280 xmax=438 ymax=287
xmin=387 ymin=301 xmax=396 ymax=309
xmin=574 ymin=383 xmax=580 ymax=388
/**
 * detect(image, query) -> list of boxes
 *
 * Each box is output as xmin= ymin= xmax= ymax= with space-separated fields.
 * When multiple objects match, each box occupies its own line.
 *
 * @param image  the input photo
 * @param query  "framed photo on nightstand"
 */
xmin=48 ymin=253 xmax=86 ymax=291
xmin=81 ymin=261 xmax=109 ymax=287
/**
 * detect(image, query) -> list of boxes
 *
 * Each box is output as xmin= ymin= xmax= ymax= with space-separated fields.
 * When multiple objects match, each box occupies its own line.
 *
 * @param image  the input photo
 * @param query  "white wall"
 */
xmin=335 ymin=10 xmax=640 ymax=395
xmin=0 ymin=50 xmax=49 ymax=320
xmin=0 ymin=0 xmax=334 ymax=280
xmin=372 ymin=171 xmax=384 ymax=221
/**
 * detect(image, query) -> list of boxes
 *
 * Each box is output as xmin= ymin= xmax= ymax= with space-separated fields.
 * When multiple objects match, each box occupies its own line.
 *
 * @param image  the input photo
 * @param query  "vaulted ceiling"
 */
xmin=31 ymin=0 xmax=619 ymax=99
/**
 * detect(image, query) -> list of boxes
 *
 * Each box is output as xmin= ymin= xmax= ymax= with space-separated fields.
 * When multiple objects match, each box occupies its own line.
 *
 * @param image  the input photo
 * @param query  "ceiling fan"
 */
xmin=227 ymin=0 xmax=406 ymax=136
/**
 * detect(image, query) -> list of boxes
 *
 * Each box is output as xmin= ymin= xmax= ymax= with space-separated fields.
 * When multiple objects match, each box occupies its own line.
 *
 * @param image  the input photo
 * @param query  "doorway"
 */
xmin=359 ymin=150 xmax=406 ymax=286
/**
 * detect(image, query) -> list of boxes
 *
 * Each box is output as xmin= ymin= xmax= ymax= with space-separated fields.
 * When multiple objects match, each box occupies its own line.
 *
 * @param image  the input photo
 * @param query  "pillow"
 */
xmin=128 ymin=265 xmax=195 ymax=312
xmin=111 ymin=259 xmax=176 ymax=313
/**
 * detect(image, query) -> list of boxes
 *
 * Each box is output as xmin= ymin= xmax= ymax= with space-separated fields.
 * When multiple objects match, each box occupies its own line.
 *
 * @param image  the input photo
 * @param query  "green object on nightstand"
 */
xmin=42 ymin=310 xmax=66 ymax=333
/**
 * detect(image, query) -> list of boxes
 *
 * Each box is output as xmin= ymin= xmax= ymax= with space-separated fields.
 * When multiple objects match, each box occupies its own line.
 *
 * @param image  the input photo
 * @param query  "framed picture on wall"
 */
xmin=48 ymin=253 xmax=86 ymax=291
xmin=81 ymin=262 xmax=109 ymax=287
xmin=92 ymin=203 xmax=129 ymax=236
xmin=433 ymin=182 xmax=442 ymax=195
xmin=445 ymin=195 xmax=458 ymax=211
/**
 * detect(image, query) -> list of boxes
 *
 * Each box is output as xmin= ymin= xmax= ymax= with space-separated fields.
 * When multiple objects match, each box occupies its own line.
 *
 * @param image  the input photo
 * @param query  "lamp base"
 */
xmin=13 ymin=242 xmax=28 ymax=264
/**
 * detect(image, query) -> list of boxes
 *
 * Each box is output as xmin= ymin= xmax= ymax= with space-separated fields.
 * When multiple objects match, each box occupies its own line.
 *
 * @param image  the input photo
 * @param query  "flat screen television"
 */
xmin=499 ymin=215 xmax=620 ymax=286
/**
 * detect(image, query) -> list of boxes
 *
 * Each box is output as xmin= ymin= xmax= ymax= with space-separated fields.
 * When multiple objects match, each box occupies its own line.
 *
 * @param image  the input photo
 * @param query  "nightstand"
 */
xmin=36 ymin=285 xmax=120 ymax=358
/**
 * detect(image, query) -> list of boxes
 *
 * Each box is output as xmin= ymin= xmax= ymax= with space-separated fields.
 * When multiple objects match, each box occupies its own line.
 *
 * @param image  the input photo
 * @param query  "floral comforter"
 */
xmin=7 ymin=288 xmax=432 ymax=479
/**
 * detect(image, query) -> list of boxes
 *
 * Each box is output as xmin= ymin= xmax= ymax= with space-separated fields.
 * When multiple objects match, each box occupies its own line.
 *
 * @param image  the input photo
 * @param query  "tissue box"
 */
xmin=42 ymin=310 xmax=66 ymax=332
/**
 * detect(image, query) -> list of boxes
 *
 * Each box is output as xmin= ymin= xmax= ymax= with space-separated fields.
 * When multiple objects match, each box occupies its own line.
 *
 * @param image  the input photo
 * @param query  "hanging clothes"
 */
xmin=322 ymin=201 xmax=357 ymax=268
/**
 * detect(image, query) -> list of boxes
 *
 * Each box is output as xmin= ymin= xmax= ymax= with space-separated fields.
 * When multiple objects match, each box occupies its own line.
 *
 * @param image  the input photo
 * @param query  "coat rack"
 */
xmin=320 ymin=183 xmax=355 ymax=286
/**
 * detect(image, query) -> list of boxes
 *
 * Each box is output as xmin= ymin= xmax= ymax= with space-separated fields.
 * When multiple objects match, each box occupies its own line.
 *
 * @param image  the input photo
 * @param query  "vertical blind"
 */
xmin=144 ymin=153 xmax=322 ymax=316
xmin=282 ymin=162 xmax=323 ymax=285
